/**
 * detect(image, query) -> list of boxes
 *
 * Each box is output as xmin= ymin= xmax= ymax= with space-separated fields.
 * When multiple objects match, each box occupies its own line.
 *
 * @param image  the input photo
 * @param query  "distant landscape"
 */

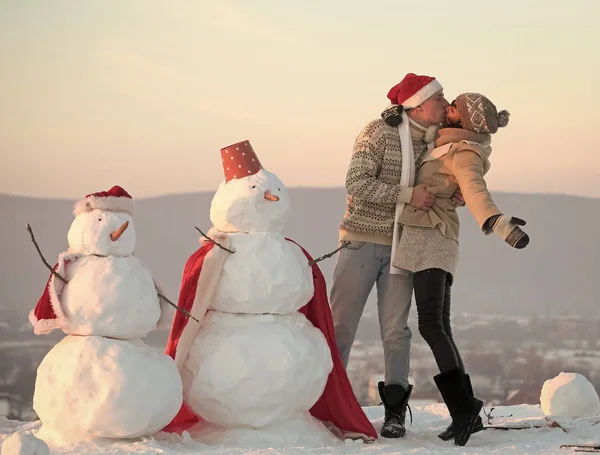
xmin=1 ymin=189 xmax=599 ymax=418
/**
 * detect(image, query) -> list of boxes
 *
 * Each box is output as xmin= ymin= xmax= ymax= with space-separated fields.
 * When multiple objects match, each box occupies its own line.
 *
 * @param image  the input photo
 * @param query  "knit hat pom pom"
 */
xmin=497 ymin=110 xmax=510 ymax=128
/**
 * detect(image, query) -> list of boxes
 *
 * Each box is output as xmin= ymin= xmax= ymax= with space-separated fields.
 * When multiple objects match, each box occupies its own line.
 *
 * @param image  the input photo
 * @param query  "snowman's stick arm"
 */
xmin=194 ymin=227 xmax=235 ymax=254
xmin=308 ymin=241 xmax=350 ymax=266
xmin=156 ymin=292 xmax=200 ymax=323
xmin=25 ymin=223 xmax=68 ymax=284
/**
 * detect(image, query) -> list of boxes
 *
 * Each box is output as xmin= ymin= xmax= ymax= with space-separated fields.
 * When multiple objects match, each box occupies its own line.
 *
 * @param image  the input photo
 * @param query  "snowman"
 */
xmin=29 ymin=185 xmax=182 ymax=440
xmin=162 ymin=141 xmax=376 ymax=445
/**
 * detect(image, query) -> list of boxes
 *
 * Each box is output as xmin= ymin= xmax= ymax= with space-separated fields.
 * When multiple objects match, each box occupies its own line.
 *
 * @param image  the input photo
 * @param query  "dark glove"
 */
xmin=486 ymin=214 xmax=529 ymax=249
xmin=381 ymin=105 xmax=403 ymax=126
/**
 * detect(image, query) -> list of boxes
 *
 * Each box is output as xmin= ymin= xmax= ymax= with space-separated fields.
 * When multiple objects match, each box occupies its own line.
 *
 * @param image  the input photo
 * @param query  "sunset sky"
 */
xmin=1 ymin=0 xmax=599 ymax=199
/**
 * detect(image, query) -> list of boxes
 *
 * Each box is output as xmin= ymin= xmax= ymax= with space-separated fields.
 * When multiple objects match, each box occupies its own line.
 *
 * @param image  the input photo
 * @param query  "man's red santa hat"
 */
xmin=386 ymin=73 xmax=443 ymax=109
xmin=161 ymin=143 xmax=377 ymax=441
xmin=30 ymin=185 xmax=134 ymax=335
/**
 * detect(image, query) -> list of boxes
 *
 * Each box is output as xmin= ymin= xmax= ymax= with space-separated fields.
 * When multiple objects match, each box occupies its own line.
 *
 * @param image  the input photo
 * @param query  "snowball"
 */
xmin=68 ymin=210 xmax=135 ymax=257
xmin=1 ymin=431 xmax=50 ymax=455
xmin=62 ymin=255 xmax=160 ymax=339
xmin=182 ymin=312 xmax=332 ymax=428
xmin=210 ymin=170 xmax=290 ymax=234
xmin=34 ymin=336 xmax=182 ymax=439
xmin=211 ymin=232 xmax=314 ymax=314
xmin=540 ymin=372 xmax=600 ymax=418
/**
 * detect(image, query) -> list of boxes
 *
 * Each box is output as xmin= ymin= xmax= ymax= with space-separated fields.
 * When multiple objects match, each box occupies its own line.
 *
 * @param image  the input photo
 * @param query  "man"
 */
xmin=330 ymin=73 xmax=451 ymax=438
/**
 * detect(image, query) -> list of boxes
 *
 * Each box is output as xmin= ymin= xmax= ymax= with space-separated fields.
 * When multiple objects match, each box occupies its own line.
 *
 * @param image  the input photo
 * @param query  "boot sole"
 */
xmin=380 ymin=429 xmax=406 ymax=438
xmin=438 ymin=418 xmax=484 ymax=441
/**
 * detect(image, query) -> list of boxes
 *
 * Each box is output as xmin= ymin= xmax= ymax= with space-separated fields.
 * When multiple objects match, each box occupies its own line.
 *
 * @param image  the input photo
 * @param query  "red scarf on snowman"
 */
xmin=162 ymin=231 xmax=377 ymax=441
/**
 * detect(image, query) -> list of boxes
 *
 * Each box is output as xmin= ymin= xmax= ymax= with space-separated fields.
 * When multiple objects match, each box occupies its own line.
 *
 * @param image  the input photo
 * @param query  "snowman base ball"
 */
xmin=34 ymin=336 xmax=183 ymax=439
xmin=183 ymin=312 xmax=333 ymax=427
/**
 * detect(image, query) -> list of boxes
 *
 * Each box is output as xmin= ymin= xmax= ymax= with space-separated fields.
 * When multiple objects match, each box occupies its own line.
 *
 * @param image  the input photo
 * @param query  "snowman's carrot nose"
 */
xmin=264 ymin=190 xmax=279 ymax=201
xmin=110 ymin=221 xmax=129 ymax=241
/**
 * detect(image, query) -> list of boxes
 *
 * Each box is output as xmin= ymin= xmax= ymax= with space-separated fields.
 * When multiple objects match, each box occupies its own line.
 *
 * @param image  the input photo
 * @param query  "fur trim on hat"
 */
xmin=402 ymin=79 xmax=443 ymax=109
xmin=73 ymin=195 xmax=134 ymax=217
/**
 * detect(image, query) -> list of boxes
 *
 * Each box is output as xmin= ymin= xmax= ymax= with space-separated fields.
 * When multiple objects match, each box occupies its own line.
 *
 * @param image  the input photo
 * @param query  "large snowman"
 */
xmin=163 ymin=141 xmax=376 ymax=445
xmin=29 ymin=186 xmax=182 ymax=441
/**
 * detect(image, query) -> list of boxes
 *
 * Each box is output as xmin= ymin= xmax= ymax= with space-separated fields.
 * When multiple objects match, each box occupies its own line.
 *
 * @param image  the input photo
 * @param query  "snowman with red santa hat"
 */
xmin=29 ymin=185 xmax=182 ymax=442
xmin=163 ymin=141 xmax=377 ymax=447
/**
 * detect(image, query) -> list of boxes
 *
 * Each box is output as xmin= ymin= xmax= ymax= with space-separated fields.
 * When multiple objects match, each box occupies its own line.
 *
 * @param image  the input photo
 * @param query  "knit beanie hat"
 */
xmin=453 ymin=93 xmax=510 ymax=134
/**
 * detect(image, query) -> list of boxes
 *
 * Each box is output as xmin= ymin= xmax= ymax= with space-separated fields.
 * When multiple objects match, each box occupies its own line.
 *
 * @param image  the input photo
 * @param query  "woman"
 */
xmin=387 ymin=93 xmax=529 ymax=446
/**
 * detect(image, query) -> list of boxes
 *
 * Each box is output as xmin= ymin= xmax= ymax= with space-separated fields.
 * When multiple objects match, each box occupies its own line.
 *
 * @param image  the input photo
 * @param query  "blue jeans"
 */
xmin=330 ymin=241 xmax=413 ymax=388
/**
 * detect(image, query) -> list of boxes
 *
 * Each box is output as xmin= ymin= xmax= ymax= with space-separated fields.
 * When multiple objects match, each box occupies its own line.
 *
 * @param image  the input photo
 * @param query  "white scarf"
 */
xmin=390 ymin=111 xmax=417 ymax=275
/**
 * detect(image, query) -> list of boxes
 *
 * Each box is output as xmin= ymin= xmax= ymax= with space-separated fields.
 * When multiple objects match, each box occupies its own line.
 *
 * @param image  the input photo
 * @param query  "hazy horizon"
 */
xmin=3 ymin=187 xmax=600 ymax=202
xmin=2 ymin=0 xmax=599 ymax=200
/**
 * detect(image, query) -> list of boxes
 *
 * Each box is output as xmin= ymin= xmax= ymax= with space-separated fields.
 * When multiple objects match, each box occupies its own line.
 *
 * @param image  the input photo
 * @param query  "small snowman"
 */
xmin=162 ymin=141 xmax=376 ymax=445
xmin=29 ymin=185 xmax=182 ymax=440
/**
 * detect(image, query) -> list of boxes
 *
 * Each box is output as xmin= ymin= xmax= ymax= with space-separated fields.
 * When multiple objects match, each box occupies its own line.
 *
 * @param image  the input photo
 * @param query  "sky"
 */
xmin=1 ymin=0 xmax=599 ymax=200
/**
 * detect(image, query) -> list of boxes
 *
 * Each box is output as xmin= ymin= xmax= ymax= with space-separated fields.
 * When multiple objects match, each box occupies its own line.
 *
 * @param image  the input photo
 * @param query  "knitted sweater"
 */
xmin=339 ymin=118 xmax=430 ymax=245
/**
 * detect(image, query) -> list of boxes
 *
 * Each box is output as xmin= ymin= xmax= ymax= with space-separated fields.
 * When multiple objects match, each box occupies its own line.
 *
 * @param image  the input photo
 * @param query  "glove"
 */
xmin=381 ymin=105 xmax=403 ymax=126
xmin=486 ymin=214 xmax=529 ymax=249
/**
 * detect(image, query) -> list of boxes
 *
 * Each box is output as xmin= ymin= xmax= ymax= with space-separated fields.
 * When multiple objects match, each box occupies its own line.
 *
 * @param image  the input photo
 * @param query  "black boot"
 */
xmin=434 ymin=370 xmax=483 ymax=446
xmin=437 ymin=374 xmax=484 ymax=441
xmin=378 ymin=381 xmax=413 ymax=438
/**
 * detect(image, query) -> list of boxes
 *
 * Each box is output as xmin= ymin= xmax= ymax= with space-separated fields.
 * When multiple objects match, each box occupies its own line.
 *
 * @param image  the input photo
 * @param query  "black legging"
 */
xmin=413 ymin=268 xmax=465 ymax=374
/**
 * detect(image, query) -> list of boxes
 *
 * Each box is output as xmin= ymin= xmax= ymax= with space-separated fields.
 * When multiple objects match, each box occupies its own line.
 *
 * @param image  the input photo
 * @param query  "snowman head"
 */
xmin=69 ymin=185 xmax=136 ymax=256
xmin=68 ymin=210 xmax=135 ymax=256
xmin=209 ymin=141 xmax=291 ymax=233
xmin=210 ymin=169 xmax=290 ymax=233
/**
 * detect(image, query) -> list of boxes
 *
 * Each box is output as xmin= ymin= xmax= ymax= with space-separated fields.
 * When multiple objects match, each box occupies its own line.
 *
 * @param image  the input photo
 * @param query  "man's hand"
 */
xmin=452 ymin=187 xmax=465 ymax=207
xmin=410 ymin=184 xmax=434 ymax=210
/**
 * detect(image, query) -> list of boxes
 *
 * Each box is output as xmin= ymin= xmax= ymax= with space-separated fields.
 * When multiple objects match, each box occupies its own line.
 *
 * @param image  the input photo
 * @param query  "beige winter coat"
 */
xmin=398 ymin=140 xmax=501 ymax=241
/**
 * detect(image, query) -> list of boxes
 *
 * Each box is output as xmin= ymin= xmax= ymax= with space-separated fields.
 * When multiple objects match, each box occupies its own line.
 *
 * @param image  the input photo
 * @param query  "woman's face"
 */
xmin=444 ymin=101 xmax=462 ymax=128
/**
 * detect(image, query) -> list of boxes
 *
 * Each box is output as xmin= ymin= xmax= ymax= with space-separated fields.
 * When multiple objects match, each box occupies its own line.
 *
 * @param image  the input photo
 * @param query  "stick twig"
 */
xmin=194 ymin=227 xmax=235 ymax=254
xmin=308 ymin=241 xmax=350 ymax=266
xmin=26 ymin=223 xmax=68 ymax=284
xmin=157 ymin=293 xmax=199 ymax=323
xmin=483 ymin=407 xmax=495 ymax=424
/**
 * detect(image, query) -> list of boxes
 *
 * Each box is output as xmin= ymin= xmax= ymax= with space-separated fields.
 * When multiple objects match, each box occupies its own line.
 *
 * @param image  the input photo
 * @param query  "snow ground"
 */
xmin=2 ymin=403 xmax=599 ymax=455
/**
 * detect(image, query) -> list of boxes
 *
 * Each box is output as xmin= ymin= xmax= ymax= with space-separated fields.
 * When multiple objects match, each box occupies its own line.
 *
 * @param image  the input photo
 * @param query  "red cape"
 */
xmin=30 ymin=252 xmax=80 ymax=335
xmin=163 ymin=239 xmax=376 ymax=440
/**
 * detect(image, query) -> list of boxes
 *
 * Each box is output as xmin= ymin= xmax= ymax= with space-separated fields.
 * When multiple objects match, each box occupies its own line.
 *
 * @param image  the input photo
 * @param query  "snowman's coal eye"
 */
xmin=97 ymin=217 xmax=102 ymax=221
xmin=278 ymin=188 xmax=281 ymax=191
xmin=252 ymin=185 xmax=256 ymax=189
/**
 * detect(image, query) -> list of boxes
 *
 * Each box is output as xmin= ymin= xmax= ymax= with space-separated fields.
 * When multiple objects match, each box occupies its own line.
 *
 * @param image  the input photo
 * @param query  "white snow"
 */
xmin=540 ymin=372 xmax=600 ymax=418
xmin=1 ymin=431 xmax=49 ymax=455
xmin=181 ymin=311 xmax=332 ymax=428
xmin=62 ymin=255 xmax=160 ymax=339
xmin=67 ymin=210 xmax=135 ymax=257
xmin=33 ymin=336 xmax=182 ymax=440
xmin=3 ymin=403 xmax=600 ymax=454
xmin=189 ymin=412 xmax=340 ymax=447
xmin=212 ymin=232 xmax=314 ymax=314
xmin=210 ymin=170 xmax=290 ymax=233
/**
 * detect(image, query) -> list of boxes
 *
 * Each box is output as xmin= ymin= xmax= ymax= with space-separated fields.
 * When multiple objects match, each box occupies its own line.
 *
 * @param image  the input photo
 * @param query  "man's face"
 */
xmin=444 ymin=101 xmax=462 ymax=128
xmin=419 ymin=91 xmax=449 ymax=124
